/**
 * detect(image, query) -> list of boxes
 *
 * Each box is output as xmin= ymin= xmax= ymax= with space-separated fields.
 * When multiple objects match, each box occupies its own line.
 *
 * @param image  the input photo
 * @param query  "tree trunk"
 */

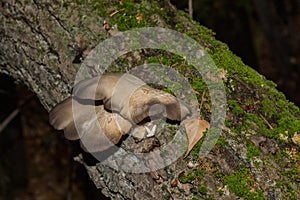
xmin=1 ymin=0 xmax=299 ymax=199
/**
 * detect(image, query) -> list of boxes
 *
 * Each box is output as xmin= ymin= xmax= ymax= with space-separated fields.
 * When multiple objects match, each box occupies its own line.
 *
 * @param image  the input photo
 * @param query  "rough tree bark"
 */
xmin=1 ymin=0 xmax=299 ymax=199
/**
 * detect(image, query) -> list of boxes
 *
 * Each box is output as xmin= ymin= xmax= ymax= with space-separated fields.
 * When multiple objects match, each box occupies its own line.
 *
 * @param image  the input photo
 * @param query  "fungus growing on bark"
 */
xmin=49 ymin=97 xmax=132 ymax=152
xmin=49 ymin=73 xmax=209 ymax=155
xmin=73 ymin=73 xmax=191 ymax=123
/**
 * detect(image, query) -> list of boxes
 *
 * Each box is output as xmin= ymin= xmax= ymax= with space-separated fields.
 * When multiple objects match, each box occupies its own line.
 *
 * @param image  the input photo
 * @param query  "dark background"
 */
xmin=172 ymin=0 xmax=300 ymax=105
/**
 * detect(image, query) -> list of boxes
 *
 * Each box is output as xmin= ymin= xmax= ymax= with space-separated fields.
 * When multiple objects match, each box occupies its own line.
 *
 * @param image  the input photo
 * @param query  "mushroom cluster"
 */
xmin=49 ymin=73 xmax=209 ymax=155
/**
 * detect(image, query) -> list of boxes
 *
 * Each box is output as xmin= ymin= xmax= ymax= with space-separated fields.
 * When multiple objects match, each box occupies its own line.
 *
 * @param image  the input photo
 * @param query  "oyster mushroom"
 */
xmin=49 ymin=97 xmax=132 ymax=152
xmin=49 ymin=73 xmax=209 ymax=154
xmin=73 ymin=73 xmax=191 ymax=123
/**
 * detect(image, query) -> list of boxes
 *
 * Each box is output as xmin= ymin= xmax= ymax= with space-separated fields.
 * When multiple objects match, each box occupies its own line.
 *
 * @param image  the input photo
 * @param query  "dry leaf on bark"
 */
xmin=183 ymin=117 xmax=210 ymax=156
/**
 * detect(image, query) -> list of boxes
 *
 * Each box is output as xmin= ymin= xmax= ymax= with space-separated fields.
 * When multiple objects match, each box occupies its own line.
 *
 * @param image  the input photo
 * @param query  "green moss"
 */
xmin=75 ymin=0 xmax=150 ymax=31
xmin=261 ymin=96 xmax=300 ymax=142
xmin=224 ymin=168 xmax=267 ymax=200
xmin=147 ymin=56 xmax=160 ymax=63
xmin=228 ymin=100 xmax=244 ymax=115
xmin=217 ymin=189 xmax=224 ymax=196
xmin=276 ymin=182 xmax=298 ymax=200
xmin=75 ymin=0 xmax=85 ymax=4
xmin=61 ymin=1 xmax=69 ymax=8
xmin=203 ymin=31 xmax=300 ymax=144
xmin=281 ymin=168 xmax=299 ymax=179
xmin=224 ymin=119 xmax=232 ymax=128
xmin=107 ymin=0 xmax=164 ymax=31
xmin=211 ymin=48 xmax=267 ymax=87
xmin=272 ymin=150 xmax=297 ymax=172
xmin=195 ymin=30 xmax=300 ymax=125
xmin=232 ymin=99 xmax=300 ymax=144
xmin=179 ymin=169 xmax=204 ymax=183
xmin=191 ymin=77 xmax=208 ymax=94
xmin=175 ymin=23 xmax=185 ymax=32
xmin=205 ymin=195 xmax=215 ymax=200
xmin=246 ymin=142 xmax=261 ymax=161
xmin=162 ymin=193 xmax=170 ymax=199
xmin=275 ymin=151 xmax=288 ymax=167
xmin=161 ymin=87 xmax=174 ymax=95
xmin=260 ymin=99 xmax=278 ymax=118
xmin=198 ymin=185 xmax=208 ymax=195
xmin=182 ymin=22 xmax=298 ymax=144
xmin=216 ymin=136 xmax=227 ymax=148
xmin=242 ymin=113 xmax=269 ymax=136
xmin=274 ymin=117 xmax=300 ymax=138
xmin=253 ymin=160 xmax=261 ymax=167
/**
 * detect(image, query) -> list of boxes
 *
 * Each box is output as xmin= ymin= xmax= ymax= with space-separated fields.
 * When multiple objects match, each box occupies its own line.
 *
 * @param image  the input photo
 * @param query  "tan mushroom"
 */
xmin=49 ymin=97 xmax=132 ymax=152
xmin=49 ymin=73 xmax=209 ymax=155
xmin=73 ymin=73 xmax=191 ymax=123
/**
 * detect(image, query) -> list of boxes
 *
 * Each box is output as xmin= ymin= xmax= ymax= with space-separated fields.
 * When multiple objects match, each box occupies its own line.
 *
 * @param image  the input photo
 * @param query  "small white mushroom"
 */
xmin=145 ymin=124 xmax=157 ymax=138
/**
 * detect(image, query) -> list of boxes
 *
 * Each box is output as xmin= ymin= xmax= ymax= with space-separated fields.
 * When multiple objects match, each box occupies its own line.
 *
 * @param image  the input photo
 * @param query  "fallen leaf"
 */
xmin=292 ymin=133 xmax=300 ymax=147
xmin=183 ymin=117 xmax=210 ymax=156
